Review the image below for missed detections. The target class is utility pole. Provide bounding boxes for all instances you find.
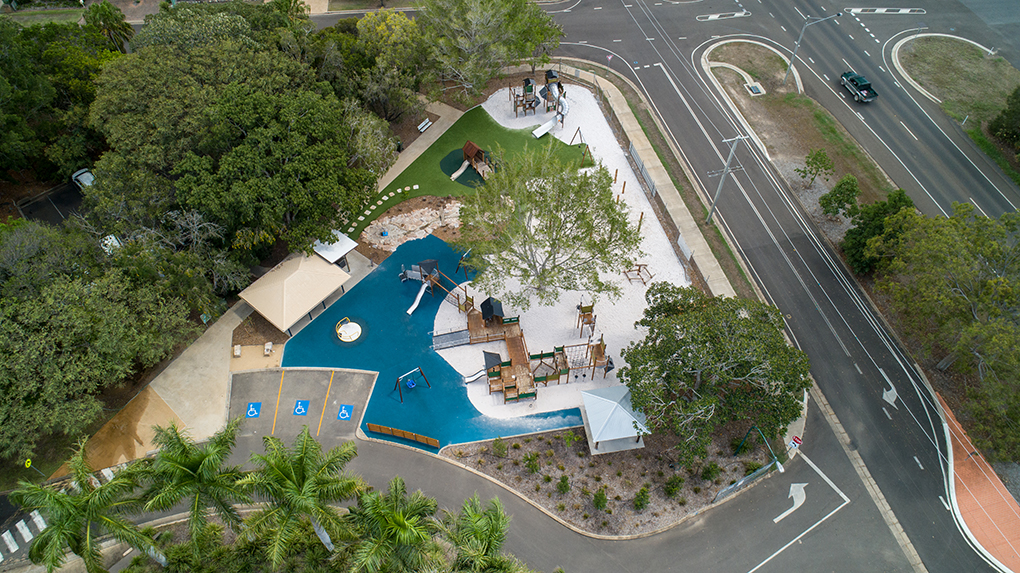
[706,136,747,224]
[783,12,842,85]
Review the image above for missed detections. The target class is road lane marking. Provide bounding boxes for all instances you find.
[849,34,855,40]
[780,25,786,31]
[773,483,809,523]
[823,73,829,81]
[899,121,918,140]
[879,65,886,72]
[842,58,854,71]
[940,496,951,510]
[864,50,871,56]
[969,198,989,217]
[808,56,815,63]
[855,363,862,374]
[883,407,892,420]
[794,6,805,19]
[847,8,927,15]
[613,39,621,42]
[914,456,925,470]
[749,453,849,572]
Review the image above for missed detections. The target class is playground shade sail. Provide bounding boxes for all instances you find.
[581,385,648,442]
[239,253,350,333]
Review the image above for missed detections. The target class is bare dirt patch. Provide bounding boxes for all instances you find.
[232,312,290,347]
[442,425,773,537]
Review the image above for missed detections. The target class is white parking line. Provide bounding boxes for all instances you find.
[883,407,892,420]
[913,456,925,470]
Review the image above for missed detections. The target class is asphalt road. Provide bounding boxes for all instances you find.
[548,0,1016,571]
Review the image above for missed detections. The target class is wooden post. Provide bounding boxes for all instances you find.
[621,180,626,194]
[637,212,644,233]
[614,169,618,183]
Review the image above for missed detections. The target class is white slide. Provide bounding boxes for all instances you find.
[532,83,568,138]
[532,118,557,138]
[406,282,429,315]
[450,160,471,181]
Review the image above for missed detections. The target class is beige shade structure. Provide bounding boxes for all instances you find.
[239,253,350,333]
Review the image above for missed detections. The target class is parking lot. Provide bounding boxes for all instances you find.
[227,368,377,449]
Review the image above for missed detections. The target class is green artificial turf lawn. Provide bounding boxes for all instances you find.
[346,106,591,237]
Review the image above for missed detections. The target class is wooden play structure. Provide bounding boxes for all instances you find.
[625,264,654,285]
[393,366,431,403]
[400,259,472,315]
[511,77,540,117]
[450,141,494,182]
[576,303,596,338]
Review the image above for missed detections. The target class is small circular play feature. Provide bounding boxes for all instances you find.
[336,318,362,342]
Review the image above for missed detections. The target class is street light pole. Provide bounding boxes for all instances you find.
[783,12,842,85]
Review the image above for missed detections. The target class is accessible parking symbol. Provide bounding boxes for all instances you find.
[337,405,354,421]
[293,400,310,416]
[246,403,261,418]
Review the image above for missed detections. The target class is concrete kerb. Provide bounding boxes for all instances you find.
[358,423,784,541]
[522,59,738,299]
[701,39,805,161]
[891,33,996,106]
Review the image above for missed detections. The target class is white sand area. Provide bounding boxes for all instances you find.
[433,84,692,419]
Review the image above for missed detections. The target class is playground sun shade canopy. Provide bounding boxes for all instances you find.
[581,385,649,443]
[312,232,357,264]
[239,253,350,333]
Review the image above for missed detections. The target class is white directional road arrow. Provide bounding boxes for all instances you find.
[773,483,808,523]
[879,368,898,409]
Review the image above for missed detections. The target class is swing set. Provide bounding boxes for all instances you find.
[393,367,431,403]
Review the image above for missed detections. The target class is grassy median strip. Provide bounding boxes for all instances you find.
[900,37,1020,187]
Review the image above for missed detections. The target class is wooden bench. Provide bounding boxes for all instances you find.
[417,118,433,133]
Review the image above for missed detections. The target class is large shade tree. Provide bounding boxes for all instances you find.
[455,145,642,310]
[0,223,192,460]
[415,0,561,100]
[620,283,811,465]
[239,428,365,568]
[11,439,166,573]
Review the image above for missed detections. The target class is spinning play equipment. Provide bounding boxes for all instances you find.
[335,317,362,342]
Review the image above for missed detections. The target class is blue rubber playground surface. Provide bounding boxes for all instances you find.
[282,235,582,450]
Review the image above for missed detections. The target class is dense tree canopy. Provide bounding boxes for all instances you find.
[455,146,642,310]
[872,204,1020,459]
[620,284,811,465]
[416,0,561,100]
[0,222,193,460]
[841,188,914,275]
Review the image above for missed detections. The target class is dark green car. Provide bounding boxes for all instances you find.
[841,71,878,103]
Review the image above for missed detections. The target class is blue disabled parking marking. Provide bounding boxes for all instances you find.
[293,400,309,416]
[246,402,261,418]
[337,405,354,421]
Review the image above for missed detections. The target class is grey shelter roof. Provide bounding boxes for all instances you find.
[581,385,649,442]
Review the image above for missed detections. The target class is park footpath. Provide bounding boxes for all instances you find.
[14,24,1015,565]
